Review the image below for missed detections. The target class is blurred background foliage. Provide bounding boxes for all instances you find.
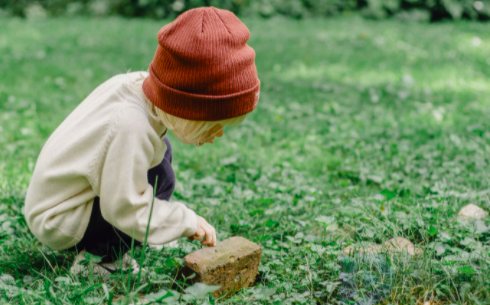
[1,0,489,21]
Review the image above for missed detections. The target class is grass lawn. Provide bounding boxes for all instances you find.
[1,14,490,304]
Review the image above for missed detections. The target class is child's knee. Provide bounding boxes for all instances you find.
[162,136,172,163]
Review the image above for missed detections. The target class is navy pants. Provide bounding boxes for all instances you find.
[69,137,175,263]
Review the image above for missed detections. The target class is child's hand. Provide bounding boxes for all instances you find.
[188,215,217,246]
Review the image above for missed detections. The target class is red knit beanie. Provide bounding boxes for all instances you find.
[142,7,261,121]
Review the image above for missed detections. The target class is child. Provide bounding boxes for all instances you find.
[24,6,260,275]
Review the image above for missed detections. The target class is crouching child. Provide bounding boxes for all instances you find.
[24,6,260,275]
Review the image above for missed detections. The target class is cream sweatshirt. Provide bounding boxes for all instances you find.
[24,71,198,250]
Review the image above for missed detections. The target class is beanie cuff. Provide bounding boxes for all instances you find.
[142,65,260,121]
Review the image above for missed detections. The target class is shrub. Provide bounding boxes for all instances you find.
[0,0,489,21]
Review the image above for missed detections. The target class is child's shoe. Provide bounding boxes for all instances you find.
[148,239,179,251]
[70,250,140,277]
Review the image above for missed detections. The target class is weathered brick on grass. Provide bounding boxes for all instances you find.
[181,236,262,298]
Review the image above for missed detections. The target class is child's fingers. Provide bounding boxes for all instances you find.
[211,226,217,246]
[202,224,216,246]
[200,225,211,245]
[193,227,205,240]
[209,225,216,246]
[206,224,215,245]
[202,235,213,246]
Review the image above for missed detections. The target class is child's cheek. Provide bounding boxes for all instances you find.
[173,132,189,144]
[173,130,200,145]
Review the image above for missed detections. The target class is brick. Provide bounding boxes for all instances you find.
[180,236,262,298]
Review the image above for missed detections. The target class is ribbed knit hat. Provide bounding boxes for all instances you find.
[142,7,261,121]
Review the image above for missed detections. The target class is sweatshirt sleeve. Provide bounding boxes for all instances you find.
[96,107,197,245]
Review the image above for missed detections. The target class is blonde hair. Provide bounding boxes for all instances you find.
[129,71,247,145]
